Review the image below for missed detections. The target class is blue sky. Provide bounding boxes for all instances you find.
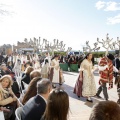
[0,0,120,51]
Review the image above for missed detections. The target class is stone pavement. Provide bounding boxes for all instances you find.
[58,71,118,120]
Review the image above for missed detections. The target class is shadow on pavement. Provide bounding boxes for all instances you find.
[63,71,78,76]
[60,83,89,103]
[63,71,99,76]
[58,83,102,108]
[84,98,101,108]
[55,79,103,108]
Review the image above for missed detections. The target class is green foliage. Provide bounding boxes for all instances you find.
[94,61,98,64]
[91,51,115,58]
[92,51,105,58]
[54,51,67,55]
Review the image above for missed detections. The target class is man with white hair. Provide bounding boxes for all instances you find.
[21,78,52,120]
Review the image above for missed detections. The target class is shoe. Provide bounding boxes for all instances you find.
[117,99,120,104]
[105,98,108,101]
[96,94,102,98]
[59,83,62,85]
[52,84,56,88]
[86,99,93,103]
[68,68,70,72]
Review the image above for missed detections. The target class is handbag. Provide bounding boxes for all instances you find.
[3,105,14,119]
[3,101,17,120]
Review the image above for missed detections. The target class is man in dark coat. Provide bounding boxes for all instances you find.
[113,54,120,77]
[0,53,4,65]
[21,79,52,120]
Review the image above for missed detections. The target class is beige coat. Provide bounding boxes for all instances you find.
[0,85,16,106]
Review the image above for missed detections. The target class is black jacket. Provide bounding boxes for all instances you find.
[113,58,120,70]
[21,95,46,120]
[0,55,4,64]
[21,74,30,90]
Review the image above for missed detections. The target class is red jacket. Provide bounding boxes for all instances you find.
[99,57,113,88]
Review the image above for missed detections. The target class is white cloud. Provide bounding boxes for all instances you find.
[95,1,120,11]
[95,1,106,10]
[107,14,120,24]
[105,2,120,11]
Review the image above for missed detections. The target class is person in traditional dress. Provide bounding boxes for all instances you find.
[12,53,17,66]
[21,54,27,72]
[32,54,40,69]
[49,54,63,88]
[26,54,32,64]
[41,52,51,78]
[73,53,96,102]
[42,52,51,67]
[12,55,21,76]
[96,53,119,100]
[41,59,49,78]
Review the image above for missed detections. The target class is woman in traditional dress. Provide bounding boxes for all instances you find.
[41,52,51,78]
[21,54,27,72]
[41,59,49,78]
[73,53,96,102]
[49,54,63,88]
[32,54,40,70]
[12,54,21,76]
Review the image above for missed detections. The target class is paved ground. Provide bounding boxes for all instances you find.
[57,71,118,120]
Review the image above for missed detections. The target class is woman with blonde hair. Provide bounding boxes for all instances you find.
[0,75,17,120]
[0,75,16,104]
[41,88,69,120]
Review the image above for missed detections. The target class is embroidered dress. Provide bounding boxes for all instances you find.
[32,54,40,69]
[80,59,96,97]
[41,63,49,78]
[51,59,60,83]
[13,56,21,76]
[73,73,83,97]
[21,55,27,72]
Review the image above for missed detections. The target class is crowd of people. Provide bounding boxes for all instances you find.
[0,52,120,120]
[0,52,67,120]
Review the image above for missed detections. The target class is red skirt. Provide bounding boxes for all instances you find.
[73,74,83,97]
